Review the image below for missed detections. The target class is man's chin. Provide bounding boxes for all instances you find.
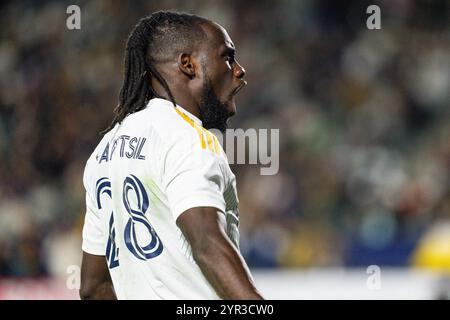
[226,99,237,116]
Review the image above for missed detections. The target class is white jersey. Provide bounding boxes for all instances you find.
[82,98,240,299]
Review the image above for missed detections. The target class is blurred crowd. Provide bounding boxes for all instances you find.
[0,0,448,277]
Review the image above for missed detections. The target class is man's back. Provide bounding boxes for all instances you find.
[80,11,262,300]
[82,98,239,299]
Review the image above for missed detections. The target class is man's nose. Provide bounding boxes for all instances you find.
[234,60,246,79]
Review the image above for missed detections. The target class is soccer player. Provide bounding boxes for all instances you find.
[80,11,263,300]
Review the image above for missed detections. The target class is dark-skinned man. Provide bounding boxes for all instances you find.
[80,11,263,300]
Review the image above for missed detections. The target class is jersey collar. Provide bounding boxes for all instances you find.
[174,106,202,127]
[150,98,203,127]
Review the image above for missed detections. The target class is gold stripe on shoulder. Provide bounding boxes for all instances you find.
[175,108,206,149]
[202,128,215,152]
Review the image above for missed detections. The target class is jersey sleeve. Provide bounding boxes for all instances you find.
[81,164,106,256]
[163,133,226,221]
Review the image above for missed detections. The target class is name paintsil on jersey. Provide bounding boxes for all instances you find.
[96,135,147,163]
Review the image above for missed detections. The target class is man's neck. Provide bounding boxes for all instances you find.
[160,93,200,119]
[151,80,201,119]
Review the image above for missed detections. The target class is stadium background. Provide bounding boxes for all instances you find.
[0,0,448,299]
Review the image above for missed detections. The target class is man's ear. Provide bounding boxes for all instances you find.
[178,53,196,79]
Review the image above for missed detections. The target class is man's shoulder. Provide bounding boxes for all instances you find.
[142,99,205,147]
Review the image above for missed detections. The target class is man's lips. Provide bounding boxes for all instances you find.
[231,81,247,96]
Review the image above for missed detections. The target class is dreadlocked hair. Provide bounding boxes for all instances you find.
[101,11,208,134]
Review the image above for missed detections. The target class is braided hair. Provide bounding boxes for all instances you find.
[101,11,208,134]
